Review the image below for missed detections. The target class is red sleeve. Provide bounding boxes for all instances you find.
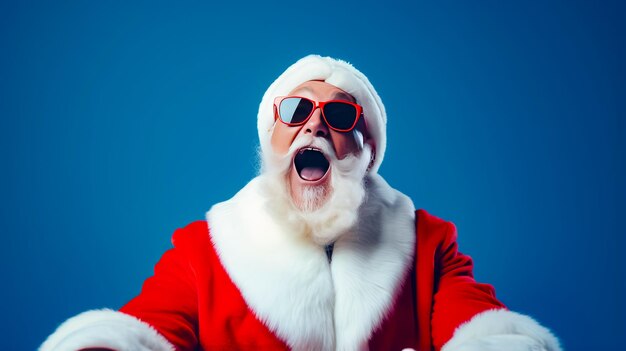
[119,225,201,351]
[431,221,507,350]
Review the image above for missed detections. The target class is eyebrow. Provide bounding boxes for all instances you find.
[291,86,356,102]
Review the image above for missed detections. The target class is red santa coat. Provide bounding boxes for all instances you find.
[40,174,561,351]
[119,174,505,351]
[120,213,504,351]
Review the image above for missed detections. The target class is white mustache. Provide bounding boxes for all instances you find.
[286,135,337,163]
[283,135,371,179]
[260,133,372,187]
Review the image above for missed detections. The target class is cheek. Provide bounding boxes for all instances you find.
[270,123,301,155]
[330,130,363,159]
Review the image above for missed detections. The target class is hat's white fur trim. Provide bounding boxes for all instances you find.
[441,309,562,351]
[258,55,387,173]
[39,309,175,351]
[207,173,415,350]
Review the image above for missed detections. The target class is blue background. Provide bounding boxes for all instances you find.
[1,1,623,350]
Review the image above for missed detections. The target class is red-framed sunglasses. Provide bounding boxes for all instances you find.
[273,96,364,132]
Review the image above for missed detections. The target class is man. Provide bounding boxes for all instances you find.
[41,55,562,351]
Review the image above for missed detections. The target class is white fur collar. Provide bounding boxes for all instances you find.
[207,173,416,351]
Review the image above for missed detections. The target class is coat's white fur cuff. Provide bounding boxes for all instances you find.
[39,309,174,351]
[441,309,562,351]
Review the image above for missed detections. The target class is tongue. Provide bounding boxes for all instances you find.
[300,167,325,181]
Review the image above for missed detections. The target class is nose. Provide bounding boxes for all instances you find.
[304,108,329,137]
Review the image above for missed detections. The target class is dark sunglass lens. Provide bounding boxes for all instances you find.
[280,98,313,124]
[324,102,358,130]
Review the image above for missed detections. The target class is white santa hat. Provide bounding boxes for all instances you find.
[257,54,387,173]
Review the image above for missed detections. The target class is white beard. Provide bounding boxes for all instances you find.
[258,136,372,246]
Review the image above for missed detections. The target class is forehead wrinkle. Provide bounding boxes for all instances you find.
[332,91,356,103]
[289,86,313,96]
[289,85,355,102]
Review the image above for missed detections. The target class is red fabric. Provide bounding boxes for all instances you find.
[120,210,505,351]
[121,221,288,350]
[413,210,507,351]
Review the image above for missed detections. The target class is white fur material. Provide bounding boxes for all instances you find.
[39,309,174,351]
[258,55,387,173]
[441,309,562,351]
[207,173,416,351]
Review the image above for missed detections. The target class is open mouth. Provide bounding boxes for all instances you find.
[294,147,330,181]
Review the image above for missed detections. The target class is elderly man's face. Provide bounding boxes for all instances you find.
[271,80,369,159]
[270,80,371,209]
